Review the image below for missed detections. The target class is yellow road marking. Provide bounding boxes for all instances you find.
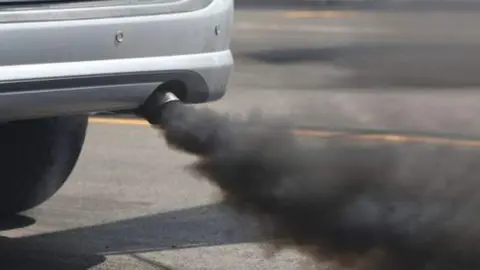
[348,134,480,147]
[283,11,357,19]
[89,117,149,126]
[89,117,480,147]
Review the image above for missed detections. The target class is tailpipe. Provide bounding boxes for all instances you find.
[137,90,221,156]
[137,91,183,128]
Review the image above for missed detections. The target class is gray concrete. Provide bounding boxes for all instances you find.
[2,7,480,270]
[0,123,316,269]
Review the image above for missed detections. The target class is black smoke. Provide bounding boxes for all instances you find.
[147,101,480,270]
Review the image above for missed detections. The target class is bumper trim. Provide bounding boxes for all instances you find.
[0,69,202,93]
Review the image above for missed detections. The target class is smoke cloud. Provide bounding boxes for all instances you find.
[150,101,480,270]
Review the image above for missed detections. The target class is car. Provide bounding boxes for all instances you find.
[0,0,234,215]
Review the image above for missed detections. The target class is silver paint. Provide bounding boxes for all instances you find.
[0,0,234,121]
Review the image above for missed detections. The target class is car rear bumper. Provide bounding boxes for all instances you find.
[0,0,234,121]
[0,50,233,121]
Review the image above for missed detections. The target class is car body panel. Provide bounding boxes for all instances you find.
[0,0,213,22]
[0,51,232,120]
[0,0,234,121]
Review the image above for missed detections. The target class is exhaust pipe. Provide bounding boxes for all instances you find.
[137,90,220,156]
[137,91,182,127]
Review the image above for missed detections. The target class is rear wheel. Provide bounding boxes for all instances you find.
[0,115,88,215]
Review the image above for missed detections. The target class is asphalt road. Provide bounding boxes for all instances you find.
[235,0,480,11]
[3,7,480,270]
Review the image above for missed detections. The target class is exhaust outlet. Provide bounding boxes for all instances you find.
[138,91,182,127]
[138,90,222,156]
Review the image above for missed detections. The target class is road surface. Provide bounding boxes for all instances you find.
[2,6,480,270]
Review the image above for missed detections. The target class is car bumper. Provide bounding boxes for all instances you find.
[0,0,234,121]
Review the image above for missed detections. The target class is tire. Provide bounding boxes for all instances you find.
[0,115,88,215]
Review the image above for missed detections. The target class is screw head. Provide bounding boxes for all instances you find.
[115,31,124,43]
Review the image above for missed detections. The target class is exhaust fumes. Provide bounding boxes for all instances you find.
[140,92,480,270]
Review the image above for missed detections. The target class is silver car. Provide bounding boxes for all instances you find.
[0,0,234,215]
